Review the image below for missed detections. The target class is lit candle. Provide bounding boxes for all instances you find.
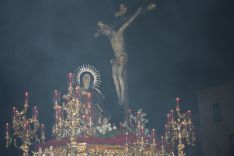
[164,124,168,131]
[55,107,58,122]
[187,110,191,116]
[137,111,140,117]
[25,120,30,132]
[58,106,61,120]
[41,124,45,134]
[61,108,64,120]
[25,92,29,104]
[89,119,92,127]
[141,126,144,136]
[187,110,191,121]
[33,106,38,121]
[161,136,164,150]
[151,129,156,138]
[55,106,62,123]
[176,97,180,111]
[88,103,91,109]
[75,86,80,99]
[128,109,131,116]
[12,107,16,119]
[167,113,170,123]
[5,123,9,134]
[137,111,141,125]
[67,73,73,86]
[178,127,181,139]
[35,109,38,121]
[67,73,74,94]
[125,132,129,152]
[176,97,180,103]
[53,90,58,104]
[170,110,174,121]
[151,129,156,145]
[125,132,128,143]
[41,124,45,143]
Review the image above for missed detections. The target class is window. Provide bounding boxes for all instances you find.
[213,103,222,122]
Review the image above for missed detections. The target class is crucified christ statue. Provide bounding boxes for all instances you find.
[95,7,142,106]
[95,3,156,110]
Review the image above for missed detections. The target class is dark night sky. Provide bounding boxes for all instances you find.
[0,0,234,155]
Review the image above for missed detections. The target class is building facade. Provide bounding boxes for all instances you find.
[198,82,234,156]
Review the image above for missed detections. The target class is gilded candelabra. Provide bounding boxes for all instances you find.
[52,73,94,155]
[125,109,174,156]
[164,98,196,156]
[5,92,45,156]
[129,109,150,155]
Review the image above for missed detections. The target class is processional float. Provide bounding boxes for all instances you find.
[4,2,196,156]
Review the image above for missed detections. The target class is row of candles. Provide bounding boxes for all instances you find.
[14,107,38,122]
[166,98,192,123]
[82,94,92,128]
[126,108,162,151]
[53,73,80,103]
[6,92,35,133]
[5,71,194,156]
[166,109,191,123]
[164,97,196,152]
[123,127,169,154]
[123,98,194,155]
[53,90,63,125]
[53,91,92,123]
[53,73,94,138]
[5,92,45,150]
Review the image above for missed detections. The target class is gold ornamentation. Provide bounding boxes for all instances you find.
[5,92,45,156]
[164,98,196,156]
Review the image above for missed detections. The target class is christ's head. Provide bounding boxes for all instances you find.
[97,21,113,37]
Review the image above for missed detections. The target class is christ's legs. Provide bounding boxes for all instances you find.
[117,64,126,105]
[112,63,121,103]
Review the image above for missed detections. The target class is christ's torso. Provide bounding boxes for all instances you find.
[110,31,125,57]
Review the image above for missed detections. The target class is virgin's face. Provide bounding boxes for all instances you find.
[82,74,91,90]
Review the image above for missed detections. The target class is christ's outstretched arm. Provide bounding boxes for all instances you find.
[118,7,143,32]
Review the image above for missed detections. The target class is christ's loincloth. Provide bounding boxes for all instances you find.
[110,53,128,66]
